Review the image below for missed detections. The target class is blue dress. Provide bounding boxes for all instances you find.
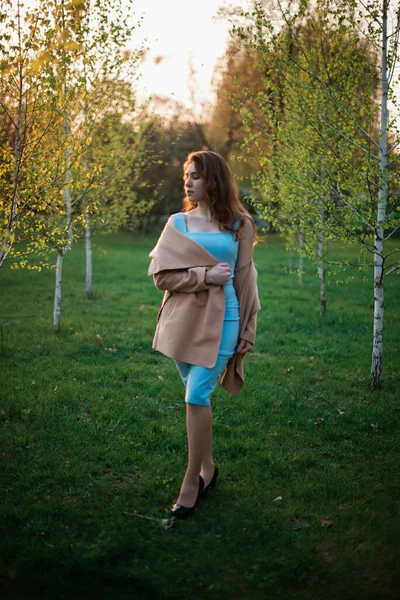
[173,213,240,406]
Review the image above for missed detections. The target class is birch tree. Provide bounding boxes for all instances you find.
[0,0,65,270]
[49,0,87,333]
[0,0,92,283]
[279,0,399,387]
[51,0,149,327]
[234,0,399,386]
[1,0,149,329]
[369,0,400,387]
[80,103,159,297]
[72,1,145,298]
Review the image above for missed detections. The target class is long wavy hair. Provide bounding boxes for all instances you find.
[182,150,255,239]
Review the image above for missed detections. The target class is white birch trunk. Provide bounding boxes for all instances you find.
[317,217,326,314]
[85,207,92,298]
[53,49,73,332]
[53,250,64,333]
[298,228,304,284]
[370,0,388,388]
[318,109,327,314]
[83,100,92,298]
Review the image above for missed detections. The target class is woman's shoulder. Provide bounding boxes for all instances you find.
[167,212,183,227]
[240,212,256,233]
[241,211,254,222]
[167,212,187,231]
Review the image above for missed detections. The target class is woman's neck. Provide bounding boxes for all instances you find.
[191,202,212,220]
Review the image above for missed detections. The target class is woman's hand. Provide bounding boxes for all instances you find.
[236,339,253,355]
[205,262,231,285]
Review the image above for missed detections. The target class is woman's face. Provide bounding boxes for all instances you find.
[184,161,207,204]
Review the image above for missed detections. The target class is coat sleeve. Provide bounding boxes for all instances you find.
[236,216,259,344]
[240,302,258,344]
[235,215,256,272]
[153,267,209,293]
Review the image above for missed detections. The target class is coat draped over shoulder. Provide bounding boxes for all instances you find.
[148,216,260,395]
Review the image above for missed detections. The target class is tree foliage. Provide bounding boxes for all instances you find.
[230,0,400,386]
[0,0,150,271]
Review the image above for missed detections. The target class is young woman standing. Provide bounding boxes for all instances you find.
[148,151,260,519]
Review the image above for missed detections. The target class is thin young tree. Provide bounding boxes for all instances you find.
[276,0,400,387]
[1,0,152,329]
[233,0,398,386]
[74,0,148,298]
[50,0,87,333]
[47,0,146,328]
[0,0,67,270]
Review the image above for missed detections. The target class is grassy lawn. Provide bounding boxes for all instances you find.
[1,232,399,600]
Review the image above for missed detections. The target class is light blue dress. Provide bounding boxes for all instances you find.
[173,213,240,406]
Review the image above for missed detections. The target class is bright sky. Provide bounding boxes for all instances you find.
[128,1,400,129]
[129,0,231,111]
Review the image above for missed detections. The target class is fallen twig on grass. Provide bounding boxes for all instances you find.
[129,512,175,528]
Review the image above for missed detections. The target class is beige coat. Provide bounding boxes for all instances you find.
[148,216,260,394]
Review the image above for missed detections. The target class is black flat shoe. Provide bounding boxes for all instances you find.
[199,467,219,500]
[171,475,204,519]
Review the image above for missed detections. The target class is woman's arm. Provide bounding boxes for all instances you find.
[154,262,232,293]
[238,303,258,346]
[153,267,209,293]
[235,214,256,272]
[236,215,258,354]
[152,215,232,292]
[151,217,208,293]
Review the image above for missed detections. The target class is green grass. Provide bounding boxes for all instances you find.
[1,232,399,600]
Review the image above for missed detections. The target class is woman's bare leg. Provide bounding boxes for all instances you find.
[175,404,213,507]
[199,408,215,488]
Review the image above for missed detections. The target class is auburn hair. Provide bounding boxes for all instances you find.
[182,150,255,240]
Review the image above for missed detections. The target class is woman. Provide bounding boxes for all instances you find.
[148,150,260,519]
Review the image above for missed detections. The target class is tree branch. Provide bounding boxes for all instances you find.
[286,74,381,191]
[304,172,377,253]
[252,135,377,252]
[277,0,380,150]
[320,118,379,161]
[388,153,400,167]
[0,98,18,129]
[309,166,375,230]
[384,248,400,259]
[387,139,400,154]
[387,7,400,85]
[384,264,400,277]
[384,222,400,241]
[358,0,384,25]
